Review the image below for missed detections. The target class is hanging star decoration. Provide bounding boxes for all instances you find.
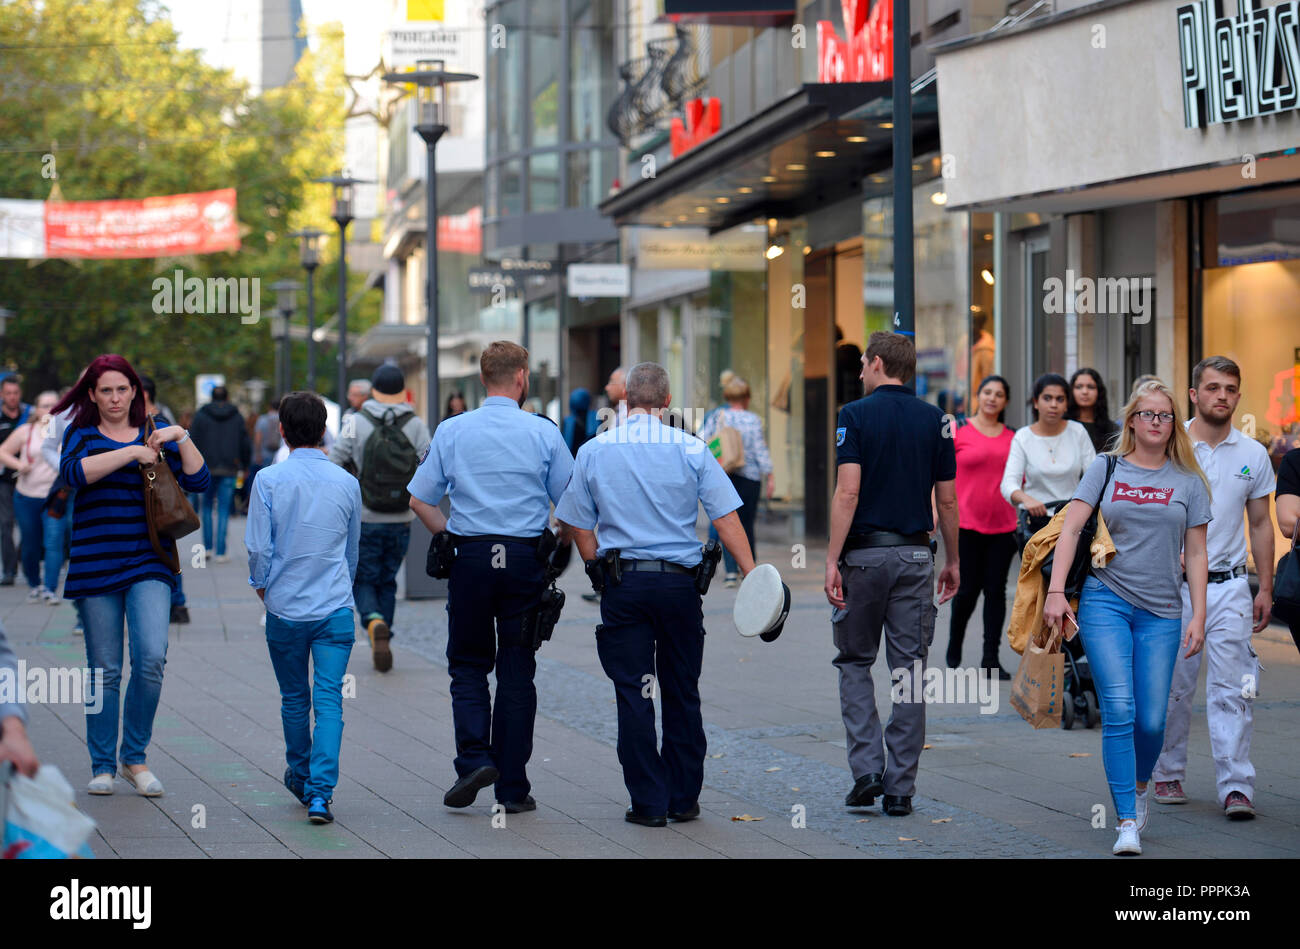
[344,58,406,129]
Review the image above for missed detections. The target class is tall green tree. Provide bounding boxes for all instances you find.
[0,0,380,412]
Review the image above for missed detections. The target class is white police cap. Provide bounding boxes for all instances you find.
[733,563,790,643]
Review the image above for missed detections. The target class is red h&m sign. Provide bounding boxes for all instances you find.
[817,0,893,82]
[671,98,721,157]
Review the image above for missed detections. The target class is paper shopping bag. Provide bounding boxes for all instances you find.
[1010,627,1065,729]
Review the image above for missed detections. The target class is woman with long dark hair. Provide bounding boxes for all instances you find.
[1045,379,1210,856]
[55,355,210,797]
[1068,368,1119,454]
[948,375,1018,678]
[1000,373,1096,551]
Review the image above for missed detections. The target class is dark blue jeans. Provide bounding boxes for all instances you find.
[14,491,66,591]
[354,522,410,628]
[597,572,706,816]
[445,540,545,803]
[265,606,355,802]
[199,475,235,556]
[708,473,760,575]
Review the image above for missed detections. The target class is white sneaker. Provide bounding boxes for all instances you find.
[26,585,46,602]
[87,773,115,795]
[214,554,230,564]
[1135,787,1149,832]
[1113,819,1141,855]
[43,589,61,605]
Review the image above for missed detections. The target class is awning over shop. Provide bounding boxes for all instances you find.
[599,81,939,233]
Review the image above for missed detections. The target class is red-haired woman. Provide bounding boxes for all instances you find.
[55,355,210,797]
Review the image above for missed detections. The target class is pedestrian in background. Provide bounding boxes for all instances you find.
[0,375,32,585]
[444,391,467,420]
[189,385,250,563]
[562,387,597,457]
[247,391,361,825]
[1001,372,1096,551]
[1068,367,1119,454]
[826,332,960,817]
[409,341,573,814]
[330,364,429,672]
[1276,447,1300,650]
[947,375,1017,678]
[556,362,755,827]
[0,390,64,602]
[697,371,774,587]
[603,366,627,429]
[1044,378,1211,856]
[343,379,370,418]
[1153,357,1274,820]
[57,354,210,797]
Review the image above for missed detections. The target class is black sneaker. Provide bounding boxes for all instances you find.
[0,576,14,587]
[284,767,308,806]
[170,605,190,624]
[307,796,334,824]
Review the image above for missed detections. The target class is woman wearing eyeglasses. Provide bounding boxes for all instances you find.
[1044,380,1211,857]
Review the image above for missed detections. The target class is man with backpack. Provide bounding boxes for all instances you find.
[330,364,430,672]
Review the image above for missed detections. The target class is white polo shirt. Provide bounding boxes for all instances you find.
[1187,421,1275,571]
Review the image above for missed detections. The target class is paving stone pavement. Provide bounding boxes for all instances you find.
[6,515,1298,859]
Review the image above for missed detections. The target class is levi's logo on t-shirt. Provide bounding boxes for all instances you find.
[1111,481,1175,505]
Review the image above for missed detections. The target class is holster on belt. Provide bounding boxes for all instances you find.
[694,539,723,595]
[519,582,566,650]
[601,548,622,587]
[426,530,459,579]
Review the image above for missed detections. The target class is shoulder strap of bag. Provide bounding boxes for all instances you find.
[1097,454,1118,508]
[140,416,180,574]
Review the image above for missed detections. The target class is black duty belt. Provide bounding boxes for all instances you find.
[845,531,930,550]
[457,533,543,548]
[1183,565,1247,584]
[618,558,695,575]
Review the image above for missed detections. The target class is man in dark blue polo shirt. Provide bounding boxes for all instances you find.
[825,332,960,817]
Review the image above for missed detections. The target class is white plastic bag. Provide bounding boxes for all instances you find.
[3,763,97,859]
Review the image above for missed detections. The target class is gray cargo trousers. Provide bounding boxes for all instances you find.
[833,544,937,798]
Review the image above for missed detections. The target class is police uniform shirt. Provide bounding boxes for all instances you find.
[407,395,574,536]
[555,412,742,566]
[836,384,956,536]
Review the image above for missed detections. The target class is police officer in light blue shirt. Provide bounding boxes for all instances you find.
[408,341,573,815]
[555,362,756,827]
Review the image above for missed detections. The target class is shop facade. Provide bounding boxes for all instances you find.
[933,0,1300,560]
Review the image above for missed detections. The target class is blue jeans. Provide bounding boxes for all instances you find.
[199,475,235,556]
[80,579,172,775]
[265,607,355,802]
[1078,575,1182,822]
[354,522,410,628]
[14,491,66,591]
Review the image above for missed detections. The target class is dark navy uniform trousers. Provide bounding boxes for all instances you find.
[597,571,706,816]
[446,539,545,803]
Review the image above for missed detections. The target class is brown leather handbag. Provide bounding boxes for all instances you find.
[140,417,200,574]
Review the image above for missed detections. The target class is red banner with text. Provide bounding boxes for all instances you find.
[42,188,240,259]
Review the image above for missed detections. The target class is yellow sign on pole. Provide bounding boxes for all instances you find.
[407,0,444,20]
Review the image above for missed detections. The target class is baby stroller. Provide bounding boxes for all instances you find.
[1022,500,1102,730]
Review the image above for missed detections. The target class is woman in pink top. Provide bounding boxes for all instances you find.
[0,391,65,602]
[949,375,1018,678]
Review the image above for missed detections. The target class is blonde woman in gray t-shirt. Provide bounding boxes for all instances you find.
[1044,380,1211,857]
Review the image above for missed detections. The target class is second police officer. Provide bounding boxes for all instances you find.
[408,342,574,815]
[556,362,757,827]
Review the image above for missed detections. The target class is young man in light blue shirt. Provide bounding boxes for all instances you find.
[246,391,362,825]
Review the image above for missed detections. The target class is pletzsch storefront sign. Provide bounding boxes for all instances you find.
[817,0,894,82]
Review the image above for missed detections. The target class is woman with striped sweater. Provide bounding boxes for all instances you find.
[56,355,210,797]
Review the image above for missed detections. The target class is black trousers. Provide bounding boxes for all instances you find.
[446,540,545,803]
[597,572,706,816]
[947,528,1018,667]
[722,474,761,575]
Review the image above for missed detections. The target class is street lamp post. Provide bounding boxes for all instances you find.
[313,174,371,404]
[291,228,325,391]
[0,309,12,367]
[382,60,478,426]
[892,0,914,337]
[270,280,300,396]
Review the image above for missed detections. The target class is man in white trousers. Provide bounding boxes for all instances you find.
[1152,356,1274,820]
